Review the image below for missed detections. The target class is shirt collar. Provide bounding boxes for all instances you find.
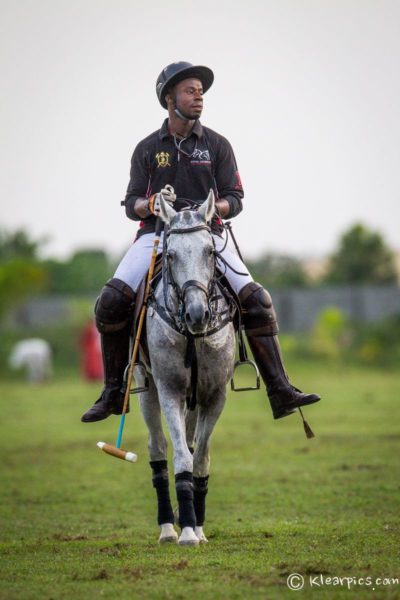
[159,118,203,140]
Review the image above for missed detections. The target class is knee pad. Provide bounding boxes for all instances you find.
[95,278,136,333]
[239,282,279,336]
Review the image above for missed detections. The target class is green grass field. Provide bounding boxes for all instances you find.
[1,362,399,599]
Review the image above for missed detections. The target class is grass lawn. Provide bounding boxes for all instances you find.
[0,362,399,599]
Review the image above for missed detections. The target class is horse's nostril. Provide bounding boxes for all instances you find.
[185,312,192,323]
[204,310,210,321]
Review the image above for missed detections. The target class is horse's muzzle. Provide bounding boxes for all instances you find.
[185,302,210,334]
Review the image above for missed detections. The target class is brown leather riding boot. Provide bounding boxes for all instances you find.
[81,327,131,422]
[247,334,321,419]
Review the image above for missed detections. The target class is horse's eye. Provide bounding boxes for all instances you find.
[167,251,175,261]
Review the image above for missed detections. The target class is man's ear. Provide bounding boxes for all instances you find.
[165,88,177,109]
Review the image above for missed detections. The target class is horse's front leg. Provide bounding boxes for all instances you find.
[157,383,199,546]
[193,390,226,543]
[138,374,177,544]
[185,405,198,454]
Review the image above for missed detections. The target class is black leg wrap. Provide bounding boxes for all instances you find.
[193,475,209,527]
[150,460,174,526]
[175,471,196,529]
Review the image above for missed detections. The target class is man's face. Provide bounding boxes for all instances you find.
[168,78,204,119]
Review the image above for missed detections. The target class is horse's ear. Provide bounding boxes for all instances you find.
[159,194,177,224]
[198,189,215,222]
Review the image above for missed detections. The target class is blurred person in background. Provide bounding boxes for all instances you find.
[80,319,103,381]
[9,338,52,383]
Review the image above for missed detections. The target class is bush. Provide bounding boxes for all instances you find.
[287,307,400,369]
[351,314,400,367]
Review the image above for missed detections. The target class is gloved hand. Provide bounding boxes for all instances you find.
[148,185,176,216]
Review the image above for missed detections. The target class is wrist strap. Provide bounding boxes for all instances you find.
[148,194,157,215]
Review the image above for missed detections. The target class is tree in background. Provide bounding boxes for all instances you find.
[0,228,113,320]
[0,229,47,319]
[324,223,397,285]
[0,229,46,261]
[246,253,309,289]
[44,249,111,294]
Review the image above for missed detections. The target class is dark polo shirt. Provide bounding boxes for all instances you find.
[122,119,244,237]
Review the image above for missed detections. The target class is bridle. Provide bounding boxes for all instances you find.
[162,220,217,334]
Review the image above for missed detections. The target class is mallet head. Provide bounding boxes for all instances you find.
[97,441,137,463]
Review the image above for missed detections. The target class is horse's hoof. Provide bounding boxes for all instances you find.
[194,526,208,543]
[178,527,199,546]
[158,523,178,544]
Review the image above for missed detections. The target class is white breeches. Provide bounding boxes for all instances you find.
[114,231,253,294]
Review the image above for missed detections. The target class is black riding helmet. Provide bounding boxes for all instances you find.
[156,62,214,109]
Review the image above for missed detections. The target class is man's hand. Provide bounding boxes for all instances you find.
[215,198,230,219]
[149,185,176,216]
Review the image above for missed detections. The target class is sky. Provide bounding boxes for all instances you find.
[1,0,399,261]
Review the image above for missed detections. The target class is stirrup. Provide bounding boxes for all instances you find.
[230,359,260,392]
[122,361,149,395]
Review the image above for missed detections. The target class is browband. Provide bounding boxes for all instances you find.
[167,224,211,236]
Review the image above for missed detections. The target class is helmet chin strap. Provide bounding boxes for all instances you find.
[173,100,200,121]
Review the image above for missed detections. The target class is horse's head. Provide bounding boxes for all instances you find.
[159,190,216,335]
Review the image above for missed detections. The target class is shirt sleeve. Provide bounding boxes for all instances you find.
[123,142,151,221]
[214,136,244,219]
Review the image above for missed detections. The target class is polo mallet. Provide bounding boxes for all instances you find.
[98,216,164,463]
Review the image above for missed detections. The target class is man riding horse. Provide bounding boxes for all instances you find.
[81,61,320,424]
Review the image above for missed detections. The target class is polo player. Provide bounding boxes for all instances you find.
[81,61,320,424]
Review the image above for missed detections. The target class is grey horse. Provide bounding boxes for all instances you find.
[136,190,236,546]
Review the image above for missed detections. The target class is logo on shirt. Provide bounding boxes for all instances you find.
[190,149,211,165]
[156,152,171,168]
[191,149,210,161]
